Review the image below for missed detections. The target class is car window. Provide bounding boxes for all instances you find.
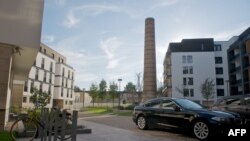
[225,98,241,106]
[162,100,175,110]
[144,100,161,108]
[244,97,250,106]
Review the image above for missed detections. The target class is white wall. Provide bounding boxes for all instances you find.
[171,52,216,103]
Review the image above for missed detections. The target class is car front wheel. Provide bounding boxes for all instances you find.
[193,120,210,140]
[137,115,148,130]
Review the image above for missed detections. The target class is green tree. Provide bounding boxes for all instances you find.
[124,82,136,103]
[30,87,51,109]
[98,79,107,103]
[200,78,215,106]
[108,82,118,107]
[74,86,82,92]
[89,83,98,106]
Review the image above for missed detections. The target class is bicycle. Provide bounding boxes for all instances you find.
[10,108,72,141]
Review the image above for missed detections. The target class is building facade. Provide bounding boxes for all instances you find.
[0,0,44,130]
[228,27,250,95]
[163,38,235,104]
[21,43,75,110]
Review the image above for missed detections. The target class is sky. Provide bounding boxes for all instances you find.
[41,0,250,90]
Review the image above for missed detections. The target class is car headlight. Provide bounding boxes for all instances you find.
[212,117,230,122]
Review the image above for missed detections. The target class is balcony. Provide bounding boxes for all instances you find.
[229,53,240,62]
[230,66,241,73]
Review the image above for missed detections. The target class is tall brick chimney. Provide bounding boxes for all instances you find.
[142,17,157,102]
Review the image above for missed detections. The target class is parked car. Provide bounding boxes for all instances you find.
[133,97,245,140]
[212,94,250,126]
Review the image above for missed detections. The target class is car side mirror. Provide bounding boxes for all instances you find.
[173,105,181,111]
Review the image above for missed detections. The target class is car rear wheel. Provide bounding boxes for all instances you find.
[193,120,210,140]
[137,116,148,130]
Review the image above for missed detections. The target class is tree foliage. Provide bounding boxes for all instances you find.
[30,87,51,109]
[200,78,215,105]
[124,82,136,103]
[89,83,98,106]
[108,82,118,107]
[98,79,107,102]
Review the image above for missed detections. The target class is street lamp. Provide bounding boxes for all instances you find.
[118,78,122,107]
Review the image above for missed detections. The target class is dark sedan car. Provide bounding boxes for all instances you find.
[212,94,250,126]
[133,97,245,140]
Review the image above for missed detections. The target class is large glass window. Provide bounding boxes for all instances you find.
[216,78,224,85]
[214,44,222,51]
[188,77,193,85]
[215,57,223,64]
[216,67,223,74]
[217,89,224,96]
[41,58,45,69]
[35,69,39,80]
[24,81,28,92]
[187,55,193,63]
[182,56,186,63]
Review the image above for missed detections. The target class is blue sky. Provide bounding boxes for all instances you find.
[41,0,250,90]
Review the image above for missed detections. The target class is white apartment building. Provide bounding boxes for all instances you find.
[21,43,75,109]
[163,38,237,104]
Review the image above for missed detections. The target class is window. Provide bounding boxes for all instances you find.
[49,73,52,83]
[48,85,51,95]
[162,100,175,110]
[189,66,193,74]
[217,89,224,96]
[215,57,223,64]
[33,60,36,66]
[23,97,27,103]
[216,78,224,85]
[39,83,43,93]
[39,47,42,51]
[35,69,39,80]
[183,89,194,97]
[24,81,28,92]
[182,56,186,63]
[50,62,53,72]
[72,72,74,79]
[190,89,194,97]
[65,100,68,104]
[244,97,250,106]
[41,58,45,69]
[62,68,65,76]
[68,70,70,78]
[188,77,193,85]
[62,78,64,87]
[44,72,47,82]
[44,49,46,54]
[183,78,187,85]
[216,67,223,74]
[61,87,63,97]
[187,55,192,63]
[30,81,34,92]
[58,57,61,62]
[183,66,193,74]
[184,89,189,97]
[145,100,161,108]
[183,66,188,74]
[52,53,54,59]
[214,44,222,51]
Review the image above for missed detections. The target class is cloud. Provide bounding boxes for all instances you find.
[55,0,68,6]
[42,35,56,43]
[100,37,123,69]
[63,4,134,28]
[150,0,178,10]
[211,25,249,40]
[63,11,80,28]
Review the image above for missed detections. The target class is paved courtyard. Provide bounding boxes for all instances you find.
[76,115,197,141]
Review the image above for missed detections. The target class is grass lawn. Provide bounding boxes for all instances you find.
[0,131,12,141]
[84,107,113,114]
[83,107,133,117]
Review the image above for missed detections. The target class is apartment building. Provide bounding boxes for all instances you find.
[163,38,235,104]
[228,27,250,95]
[21,43,75,109]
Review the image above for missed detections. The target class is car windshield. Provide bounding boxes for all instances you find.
[174,99,204,110]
